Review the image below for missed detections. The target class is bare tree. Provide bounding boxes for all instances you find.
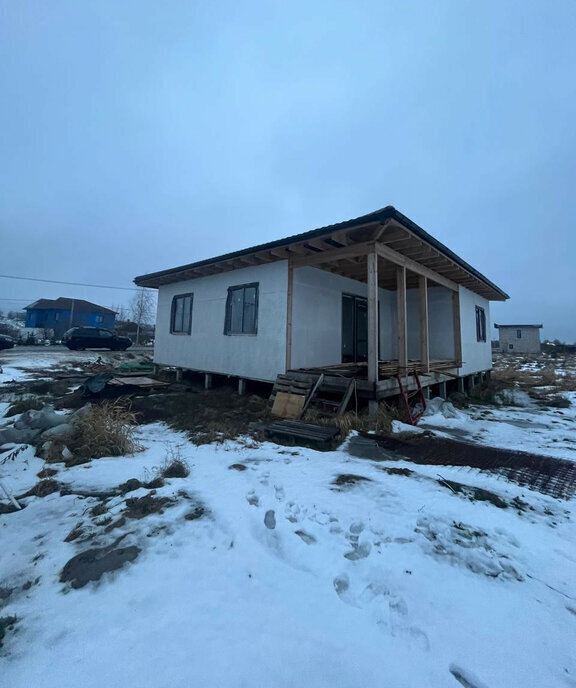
[130,289,155,345]
[111,303,130,322]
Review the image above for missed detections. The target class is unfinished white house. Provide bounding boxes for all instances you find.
[135,207,508,403]
[495,324,542,354]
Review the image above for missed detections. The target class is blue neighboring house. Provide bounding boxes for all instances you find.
[24,298,116,338]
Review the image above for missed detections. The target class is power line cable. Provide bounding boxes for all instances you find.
[0,274,151,291]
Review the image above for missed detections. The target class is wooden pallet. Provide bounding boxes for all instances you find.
[269,373,314,401]
[266,419,341,446]
[270,372,355,420]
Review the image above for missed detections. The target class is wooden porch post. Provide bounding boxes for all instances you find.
[419,276,429,373]
[452,289,462,365]
[367,248,379,415]
[397,266,408,373]
[285,261,294,372]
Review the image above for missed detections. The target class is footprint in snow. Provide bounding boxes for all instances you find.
[449,664,490,688]
[333,574,429,650]
[333,573,354,604]
[295,529,316,545]
[274,485,285,501]
[344,521,371,560]
[284,501,305,523]
[264,510,276,529]
[344,543,371,560]
[246,492,259,507]
[308,511,332,526]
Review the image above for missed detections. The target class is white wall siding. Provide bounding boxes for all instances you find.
[291,269,460,367]
[428,286,456,360]
[153,261,288,381]
[398,285,455,361]
[291,267,395,369]
[458,285,492,375]
[152,262,493,380]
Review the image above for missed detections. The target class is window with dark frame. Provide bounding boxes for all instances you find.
[170,293,193,334]
[517,329,522,339]
[475,306,486,342]
[224,283,258,335]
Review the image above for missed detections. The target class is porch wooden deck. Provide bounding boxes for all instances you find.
[276,359,462,401]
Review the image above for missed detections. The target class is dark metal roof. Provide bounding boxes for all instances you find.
[24,298,116,315]
[494,324,543,328]
[134,206,509,299]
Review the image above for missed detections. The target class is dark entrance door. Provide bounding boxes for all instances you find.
[342,294,368,363]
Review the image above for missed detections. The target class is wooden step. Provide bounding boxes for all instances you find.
[266,420,340,446]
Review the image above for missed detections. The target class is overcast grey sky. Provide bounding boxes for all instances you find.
[1,1,575,340]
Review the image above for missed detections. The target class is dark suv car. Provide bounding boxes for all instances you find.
[0,334,15,350]
[63,327,132,351]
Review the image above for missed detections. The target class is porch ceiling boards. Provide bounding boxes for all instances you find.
[134,207,508,302]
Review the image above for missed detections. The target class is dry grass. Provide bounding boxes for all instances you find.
[492,365,576,391]
[67,399,143,460]
[161,446,190,478]
[492,367,536,386]
[557,373,576,392]
[490,354,576,408]
[22,479,61,498]
[307,402,401,435]
[5,396,44,417]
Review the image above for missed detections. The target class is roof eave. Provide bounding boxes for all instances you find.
[134,206,509,301]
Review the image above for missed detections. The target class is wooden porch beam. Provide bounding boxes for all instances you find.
[419,276,430,374]
[452,289,462,365]
[270,248,292,259]
[376,242,458,292]
[367,249,379,414]
[291,241,374,269]
[286,263,294,371]
[397,266,408,372]
[286,243,311,256]
[328,230,354,246]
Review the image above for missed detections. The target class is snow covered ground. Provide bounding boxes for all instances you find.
[1,349,576,687]
[0,350,99,383]
[419,393,576,462]
[1,421,575,688]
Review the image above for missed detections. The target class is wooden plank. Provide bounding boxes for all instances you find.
[299,373,325,419]
[268,419,339,438]
[271,392,306,419]
[397,266,408,371]
[108,376,169,388]
[376,242,458,291]
[336,378,355,417]
[274,380,311,390]
[452,289,462,365]
[367,249,379,386]
[268,424,335,435]
[290,241,374,269]
[419,275,430,374]
[270,420,337,433]
[286,262,294,371]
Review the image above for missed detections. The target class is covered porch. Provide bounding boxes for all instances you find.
[284,229,464,408]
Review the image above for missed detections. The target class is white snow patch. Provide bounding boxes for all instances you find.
[1,423,575,688]
[420,394,576,462]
